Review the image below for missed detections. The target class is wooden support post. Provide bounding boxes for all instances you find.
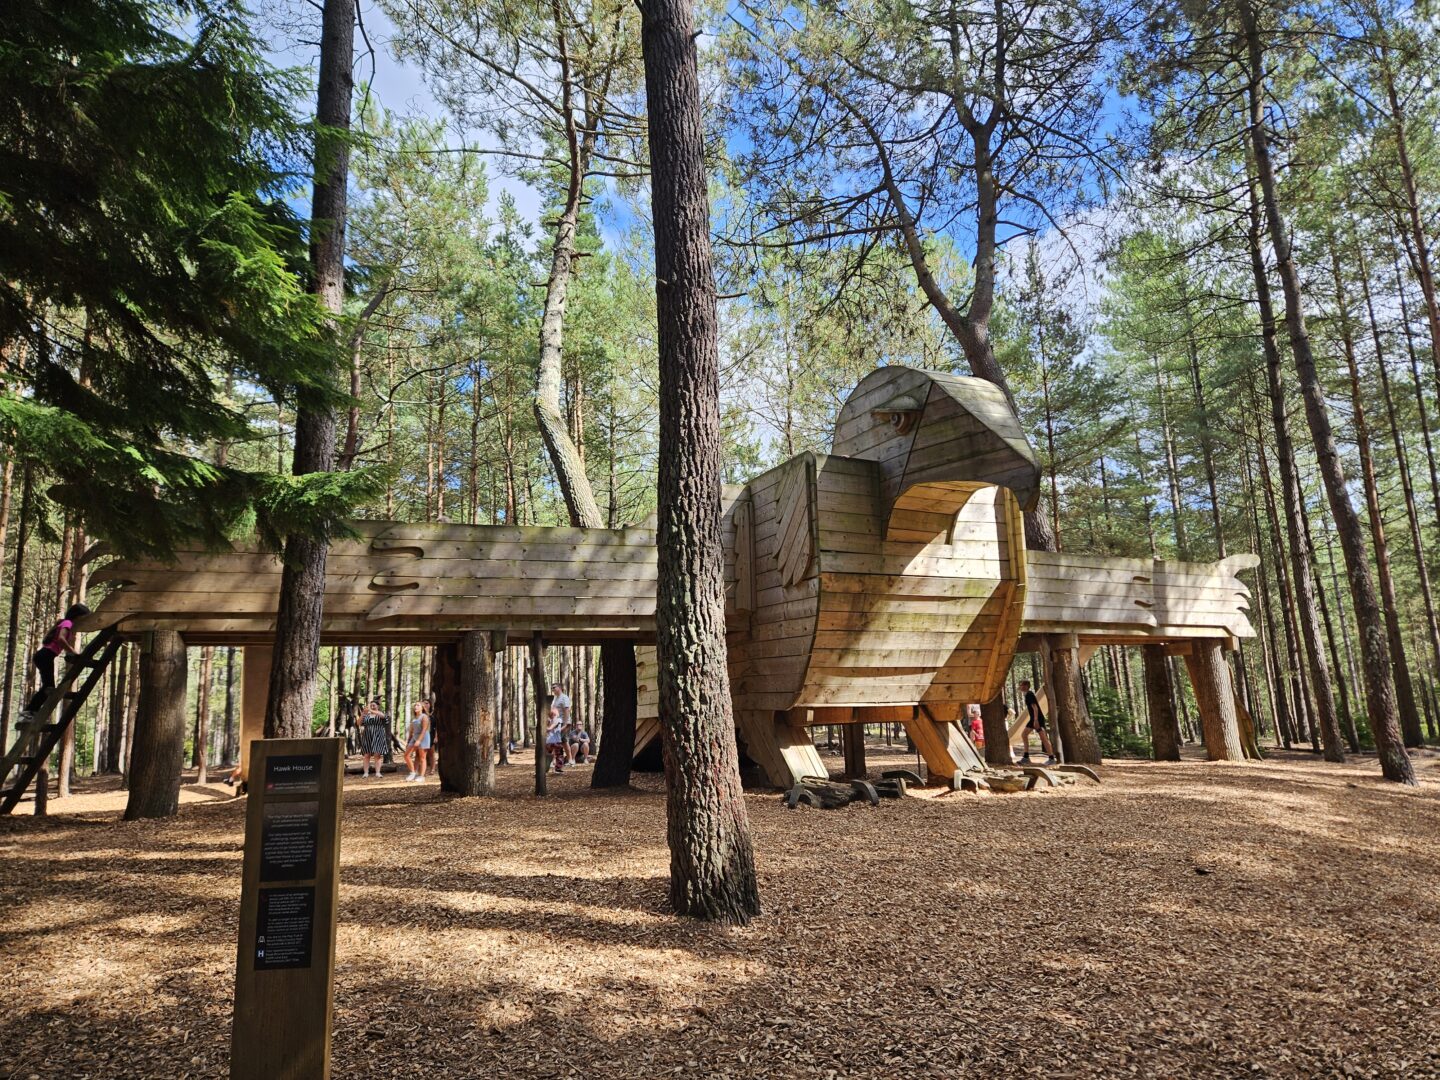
[980,692,1012,768]
[124,630,188,820]
[240,646,272,783]
[904,705,989,780]
[1050,636,1102,765]
[529,633,551,796]
[1142,644,1182,762]
[432,642,461,789]
[1183,640,1246,761]
[841,720,866,778]
[439,631,495,796]
[592,640,637,789]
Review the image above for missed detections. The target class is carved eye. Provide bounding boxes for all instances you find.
[886,410,918,435]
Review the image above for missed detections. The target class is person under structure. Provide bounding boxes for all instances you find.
[1016,679,1057,766]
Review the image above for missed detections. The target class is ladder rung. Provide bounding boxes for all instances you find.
[20,755,45,766]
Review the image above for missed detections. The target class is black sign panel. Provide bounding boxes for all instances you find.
[264,754,322,795]
[260,801,320,882]
[254,886,315,970]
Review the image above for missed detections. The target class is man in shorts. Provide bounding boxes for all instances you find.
[551,682,573,759]
[1016,680,1056,766]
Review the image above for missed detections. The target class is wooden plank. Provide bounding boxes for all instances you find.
[370,522,656,544]
[733,495,755,614]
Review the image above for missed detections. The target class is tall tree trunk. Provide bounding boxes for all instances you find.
[193,646,213,782]
[530,634,549,796]
[1185,641,1245,761]
[641,0,761,924]
[1239,0,1412,782]
[1377,41,1440,386]
[1321,535,1364,751]
[1254,429,1306,749]
[1331,245,1423,748]
[1156,357,1191,559]
[1360,242,1440,736]
[124,631,187,820]
[1302,497,1359,753]
[1143,644,1181,761]
[1241,448,1287,745]
[1397,257,1440,547]
[223,646,238,765]
[1180,280,1226,556]
[443,631,496,796]
[1,465,32,747]
[1246,183,1344,760]
[266,0,354,740]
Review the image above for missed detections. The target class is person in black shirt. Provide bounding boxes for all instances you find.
[1017,680,1057,766]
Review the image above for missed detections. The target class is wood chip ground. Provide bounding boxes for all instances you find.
[1,746,1437,1078]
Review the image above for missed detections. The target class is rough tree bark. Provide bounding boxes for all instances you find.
[1331,247,1424,748]
[1,465,32,747]
[1245,179,1345,761]
[441,630,496,796]
[640,0,761,924]
[1358,242,1440,744]
[124,631,188,820]
[265,0,354,739]
[1050,641,1102,764]
[981,695,1012,768]
[1184,641,1245,762]
[1238,0,1413,783]
[1143,644,1182,761]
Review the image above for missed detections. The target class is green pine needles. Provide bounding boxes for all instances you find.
[1,0,374,558]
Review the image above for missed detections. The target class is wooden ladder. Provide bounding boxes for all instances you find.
[0,628,121,815]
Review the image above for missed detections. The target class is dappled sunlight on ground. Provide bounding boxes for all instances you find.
[1,745,1437,1076]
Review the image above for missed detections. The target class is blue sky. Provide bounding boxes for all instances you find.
[259,0,545,224]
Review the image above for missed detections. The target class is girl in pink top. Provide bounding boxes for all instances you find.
[26,603,90,713]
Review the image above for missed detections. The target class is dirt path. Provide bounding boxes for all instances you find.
[2,749,1437,1078]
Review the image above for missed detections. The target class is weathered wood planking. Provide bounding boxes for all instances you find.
[85,366,1260,789]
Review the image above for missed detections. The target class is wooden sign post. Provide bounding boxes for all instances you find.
[231,738,344,1079]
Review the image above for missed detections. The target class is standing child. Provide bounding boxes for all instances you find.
[26,603,90,713]
[545,708,567,773]
[404,702,431,782]
[967,703,985,747]
[1016,680,1057,765]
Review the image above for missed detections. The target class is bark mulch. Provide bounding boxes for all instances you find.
[1,746,1437,1078]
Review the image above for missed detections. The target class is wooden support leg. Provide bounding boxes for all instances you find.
[1050,636,1102,765]
[904,710,985,780]
[841,721,867,778]
[438,631,495,796]
[980,692,1012,768]
[432,642,461,788]
[529,633,551,796]
[1183,641,1246,761]
[1142,644,1181,762]
[124,631,188,821]
[736,711,823,789]
[592,640,637,789]
[239,646,272,783]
